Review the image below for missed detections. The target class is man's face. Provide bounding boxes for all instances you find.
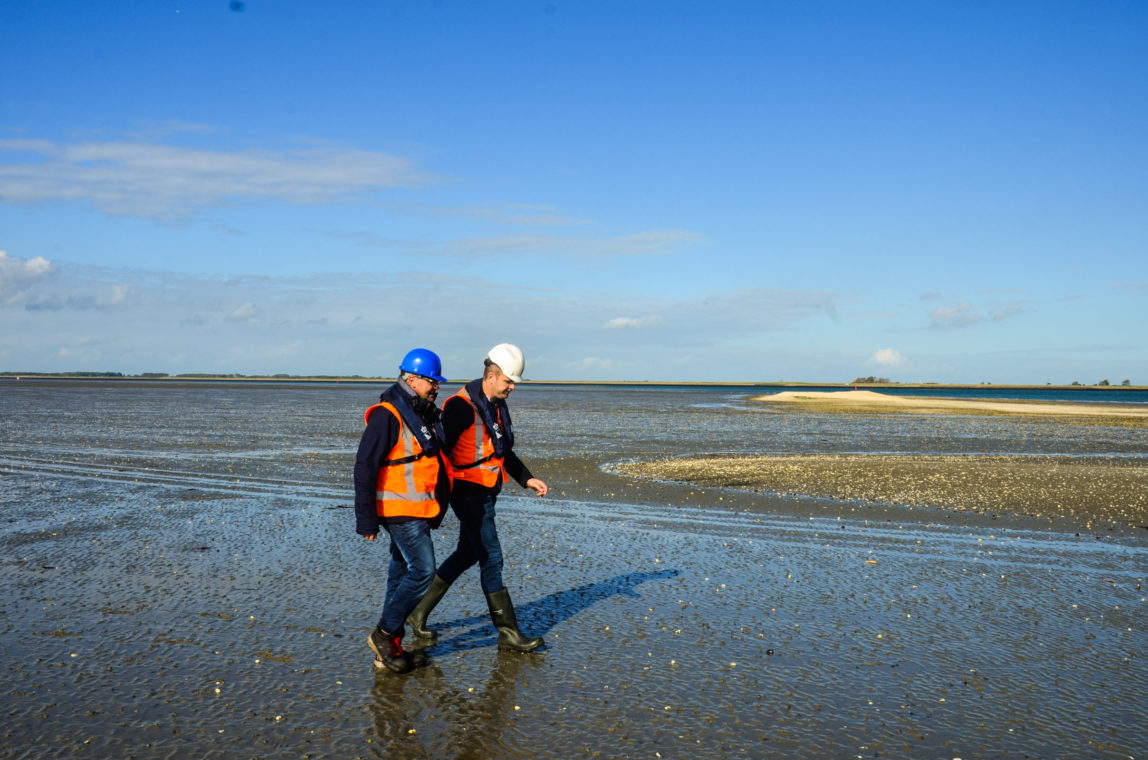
[407,375,439,402]
[484,366,515,401]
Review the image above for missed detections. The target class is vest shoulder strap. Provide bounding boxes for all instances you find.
[367,402,433,467]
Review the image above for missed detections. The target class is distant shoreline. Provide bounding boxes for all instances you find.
[1,374,1144,391]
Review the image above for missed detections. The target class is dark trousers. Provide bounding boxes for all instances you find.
[436,484,504,594]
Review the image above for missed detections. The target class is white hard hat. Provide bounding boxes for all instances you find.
[486,343,525,383]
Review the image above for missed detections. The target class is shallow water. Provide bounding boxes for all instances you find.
[1,380,1145,759]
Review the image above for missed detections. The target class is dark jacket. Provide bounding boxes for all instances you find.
[353,382,449,535]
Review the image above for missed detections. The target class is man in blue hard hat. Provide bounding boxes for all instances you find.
[354,348,451,673]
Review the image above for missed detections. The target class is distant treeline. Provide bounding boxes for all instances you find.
[0,371,376,380]
[851,376,1134,387]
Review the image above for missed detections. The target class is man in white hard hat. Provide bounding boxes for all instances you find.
[405,343,549,651]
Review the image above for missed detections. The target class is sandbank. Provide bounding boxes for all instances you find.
[755,389,1148,423]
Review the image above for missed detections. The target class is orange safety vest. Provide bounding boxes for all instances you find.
[447,387,508,488]
[364,402,443,520]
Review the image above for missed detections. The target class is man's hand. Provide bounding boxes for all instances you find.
[525,478,548,497]
[362,533,378,541]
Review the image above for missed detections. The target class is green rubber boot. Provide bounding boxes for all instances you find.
[406,574,450,641]
[486,588,543,652]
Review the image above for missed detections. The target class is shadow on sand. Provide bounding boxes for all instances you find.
[415,568,681,657]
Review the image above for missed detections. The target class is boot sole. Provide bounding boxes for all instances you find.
[498,638,544,653]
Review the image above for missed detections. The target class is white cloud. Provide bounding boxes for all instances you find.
[870,348,904,366]
[603,315,662,329]
[108,284,131,305]
[0,138,429,219]
[0,250,56,305]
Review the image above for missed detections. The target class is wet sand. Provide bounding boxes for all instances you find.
[1,381,1145,759]
[615,454,1148,533]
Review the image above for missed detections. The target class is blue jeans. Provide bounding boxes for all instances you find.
[378,518,435,634]
[437,485,504,595]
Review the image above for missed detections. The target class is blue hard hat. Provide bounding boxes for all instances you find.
[399,348,447,383]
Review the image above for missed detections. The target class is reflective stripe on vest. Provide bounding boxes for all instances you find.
[447,387,506,488]
[365,402,442,520]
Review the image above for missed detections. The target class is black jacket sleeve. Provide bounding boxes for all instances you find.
[503,449,534,489]
[353,407,399,535]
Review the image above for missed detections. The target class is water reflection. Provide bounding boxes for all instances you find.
[370,653,544,759]
[367,571,680,758]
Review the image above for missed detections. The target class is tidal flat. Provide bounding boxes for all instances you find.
[1,380,1145,759]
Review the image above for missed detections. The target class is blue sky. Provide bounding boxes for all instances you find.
[2,0,1145,383]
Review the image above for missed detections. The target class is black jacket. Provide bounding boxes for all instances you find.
[353,383,449,535]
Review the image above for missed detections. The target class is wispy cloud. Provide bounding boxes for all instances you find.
[332,228,704,260]
[592,230,705,255]
[990,303,1023,321]
[930,302,982,328]
[697,288,840,329]
[929,297,1026,328]
[0,137,430,219]
[379,201,588,227]
[577,356,620,371]
[449,229,704,258]
[603,315,663,329]
[1,258,843,378]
